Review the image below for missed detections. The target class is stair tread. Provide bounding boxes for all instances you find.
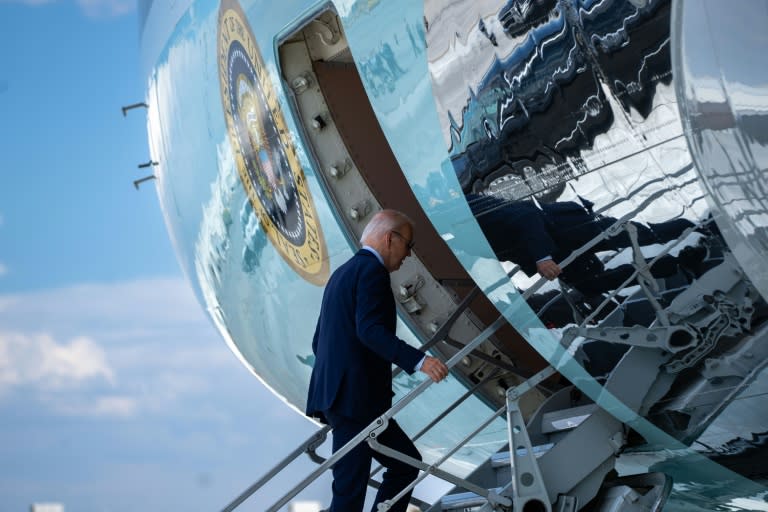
[541,404,597,434]
[441,489,500,509]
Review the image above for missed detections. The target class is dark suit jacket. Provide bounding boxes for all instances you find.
[305,249,424,424]
[467,194,598,276]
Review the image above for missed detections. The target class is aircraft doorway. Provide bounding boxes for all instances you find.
[277,9,551,416]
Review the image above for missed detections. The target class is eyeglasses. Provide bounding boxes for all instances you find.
[391,230,415,250]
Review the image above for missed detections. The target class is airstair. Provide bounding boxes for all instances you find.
[206,6,768,508]
[219,265,673,511]
[219,305,671,512]
[219,182,768,511]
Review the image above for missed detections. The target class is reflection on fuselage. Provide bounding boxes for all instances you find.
[674,0,768,304]
[141,0,768,503]
[427,0,768,470]
[440,0,673,201]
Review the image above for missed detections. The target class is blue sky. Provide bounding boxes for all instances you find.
[0,1,332,509]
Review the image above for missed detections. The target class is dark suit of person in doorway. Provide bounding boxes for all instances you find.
[466,193,696,295]
[306,209,449,512]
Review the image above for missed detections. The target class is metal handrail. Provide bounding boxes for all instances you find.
[221,426,331,512]
[223,175,705,510]
[372,365,558,511]
[264,313,511,512]
[222,279,488,511]
[514,178,703,312]
[531,178,699,295]
[369,405,512,510]
[369,369,504,479]
[572,217,702,328]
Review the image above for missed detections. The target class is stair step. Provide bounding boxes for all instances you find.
[541,404,596,434]
[440,490,497,510]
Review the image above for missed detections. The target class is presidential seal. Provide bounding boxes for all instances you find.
[218,0,329,285]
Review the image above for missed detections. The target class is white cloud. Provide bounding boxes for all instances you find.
[53,395,138,417]
[0,296,16,312]
[0,332,114,391]
[0,277,236,419]
[0,277,205,333]
[0,277,333,508]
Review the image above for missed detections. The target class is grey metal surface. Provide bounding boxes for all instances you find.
[537,408,624,504]
[441,490,494,510]
[673,0,768,303]
[506,385,552,512]
[540,404,597,435]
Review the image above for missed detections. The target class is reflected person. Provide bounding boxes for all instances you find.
[306,209,449,512]
[467,193,697,296]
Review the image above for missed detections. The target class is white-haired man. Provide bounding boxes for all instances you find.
[306,209,448,512]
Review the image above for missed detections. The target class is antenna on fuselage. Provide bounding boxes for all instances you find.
[122,100,157,190]
[133,161,158,190]
[121,102,148,116]
[138,160,158,169]
[133,175,156,190]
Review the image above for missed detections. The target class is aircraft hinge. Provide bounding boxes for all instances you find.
[328,158,352,179]
[398,275,425,314]
[348,200,371,222]
[290,72,314,94]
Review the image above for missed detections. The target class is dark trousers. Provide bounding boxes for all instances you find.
[325,410,421,512]
[561,253,680,296]
[551,216,694,256]
[556,216,694,296]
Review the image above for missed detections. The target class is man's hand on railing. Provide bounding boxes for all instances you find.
[536,258,562,281]
[420,356,448,382]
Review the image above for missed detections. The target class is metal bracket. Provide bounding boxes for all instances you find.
[502,368,558,512]
[608,431,625,454]
[328,158,352,179]
[398,274,425,314]
[310,112,328,130]
[507,390,552,512]
[306,429,329,465]
[348,200,371,222]
[368,416,390,440]
[665,254,757,373]
[290,72,314,94]
[554,494,578,512]
[626,223,670,326]
[309,18,340,46]
[561,324,698,353]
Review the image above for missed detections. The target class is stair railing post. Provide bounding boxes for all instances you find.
[221,425,330,512]
[504,368,557,512]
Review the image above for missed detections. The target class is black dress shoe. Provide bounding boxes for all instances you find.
[678,245,708,277]
[649,254,680,278]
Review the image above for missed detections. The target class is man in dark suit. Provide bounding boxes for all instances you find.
[467,193,696,295]
[306,209,449,512]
